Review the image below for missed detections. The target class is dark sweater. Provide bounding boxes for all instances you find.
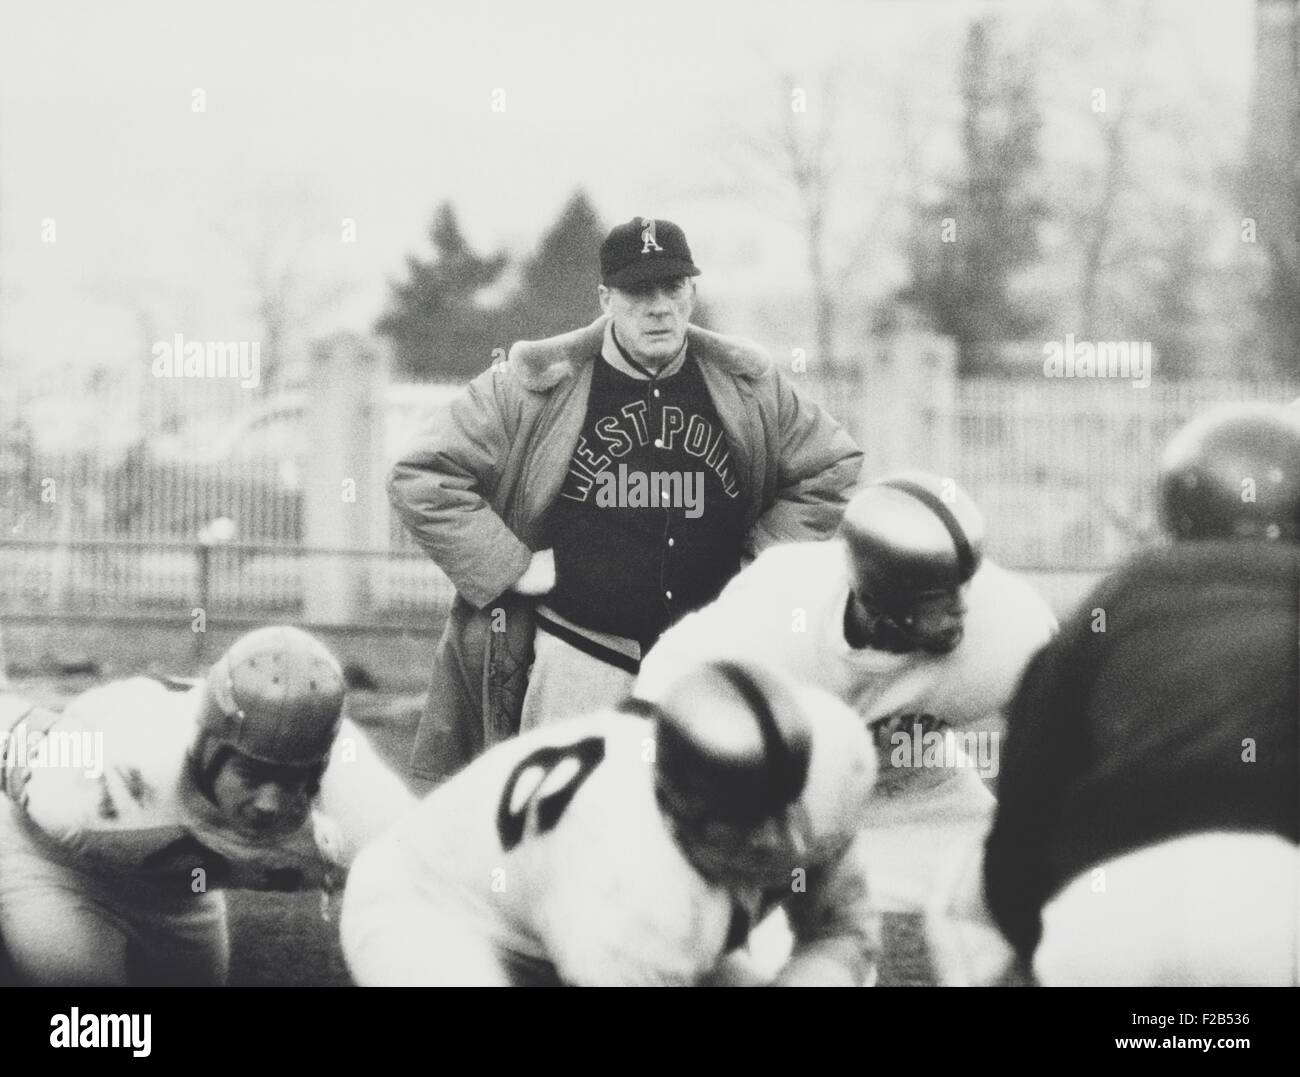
[544,350,745,650]
[985,541,1300,959]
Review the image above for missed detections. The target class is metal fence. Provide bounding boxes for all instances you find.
[1,375,1295,624]
[807,375,1299,569]
[0,537,455,626]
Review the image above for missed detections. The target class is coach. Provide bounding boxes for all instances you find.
[389,216,862,786]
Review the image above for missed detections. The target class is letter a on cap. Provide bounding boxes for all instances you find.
[641,218,664,254]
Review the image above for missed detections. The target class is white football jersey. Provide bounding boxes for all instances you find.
[343,696,877,987]
[1,677,412,892]
[636,541,1056,915]
[637,541,1056,732]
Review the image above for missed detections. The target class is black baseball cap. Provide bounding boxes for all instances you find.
[600,217,702,288]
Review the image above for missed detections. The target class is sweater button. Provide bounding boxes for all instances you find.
[653,389,661,398]
[667,537,675,547]
[654,438,663,448]
[665,590,673,600]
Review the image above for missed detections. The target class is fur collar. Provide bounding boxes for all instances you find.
[507,315,771,392]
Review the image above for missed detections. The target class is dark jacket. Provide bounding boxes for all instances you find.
[388,315,863,781]
[984,541,1300,960]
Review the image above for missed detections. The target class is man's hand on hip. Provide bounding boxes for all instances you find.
[512,548,556,596]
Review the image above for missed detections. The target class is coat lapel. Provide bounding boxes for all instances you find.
[509,315,770,387]
[699,359,764,537]
[513,364,592,547]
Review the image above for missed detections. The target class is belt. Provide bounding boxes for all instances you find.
[534,607,643,676]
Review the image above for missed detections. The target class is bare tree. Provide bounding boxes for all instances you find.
[1076,0,1155,338]
[219,186,356,393]
[84,275,198,435]
[1027,0,1242,376]
[775,73,839,371]
[250,241,353,393]
[676,67,935,371]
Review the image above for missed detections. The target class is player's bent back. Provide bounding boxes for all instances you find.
[342,663,879,987]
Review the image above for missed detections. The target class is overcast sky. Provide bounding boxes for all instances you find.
[0,0,1255,389]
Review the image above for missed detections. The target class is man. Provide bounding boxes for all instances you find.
[0,626,414,985]
[978,403,1300,986]
[388,216,861,787]
[636,471,1057,917]
[341,659,878,986]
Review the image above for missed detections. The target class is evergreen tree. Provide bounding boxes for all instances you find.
[899,18,1048,377]
[381,194,715,381]
[501,191,605,341]
[375,203,508,381]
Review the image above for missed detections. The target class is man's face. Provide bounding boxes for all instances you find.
[676,812,808,891]
[892,588,968,654]
[210,751,315,837]
[598,277,695,369]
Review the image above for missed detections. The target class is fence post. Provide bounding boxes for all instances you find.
[303,334,385,623]
[194,541,210,659]
[193,517,234,658]
[860,331,958,478]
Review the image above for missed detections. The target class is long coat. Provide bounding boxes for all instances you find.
[388,315,863,782]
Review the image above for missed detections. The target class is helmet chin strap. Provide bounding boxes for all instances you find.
[188,735,227,804]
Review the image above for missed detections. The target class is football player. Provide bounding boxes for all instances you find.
[0,626,414,985]
[635,472,1056,916]
[971,403,1300,986]
[341,660,878,986]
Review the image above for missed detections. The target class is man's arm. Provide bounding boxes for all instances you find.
[8,679,186,838]
[746,371,862,558]
[387,367,534,609]
[775,832,878,986]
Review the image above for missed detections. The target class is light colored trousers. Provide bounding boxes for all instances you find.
[1035,832,1300,986]
[928,830,1300,987]
[519,618,637,732]
[0,803,229,986]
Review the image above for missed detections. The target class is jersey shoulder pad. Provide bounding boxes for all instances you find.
[969,561,1057,636]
